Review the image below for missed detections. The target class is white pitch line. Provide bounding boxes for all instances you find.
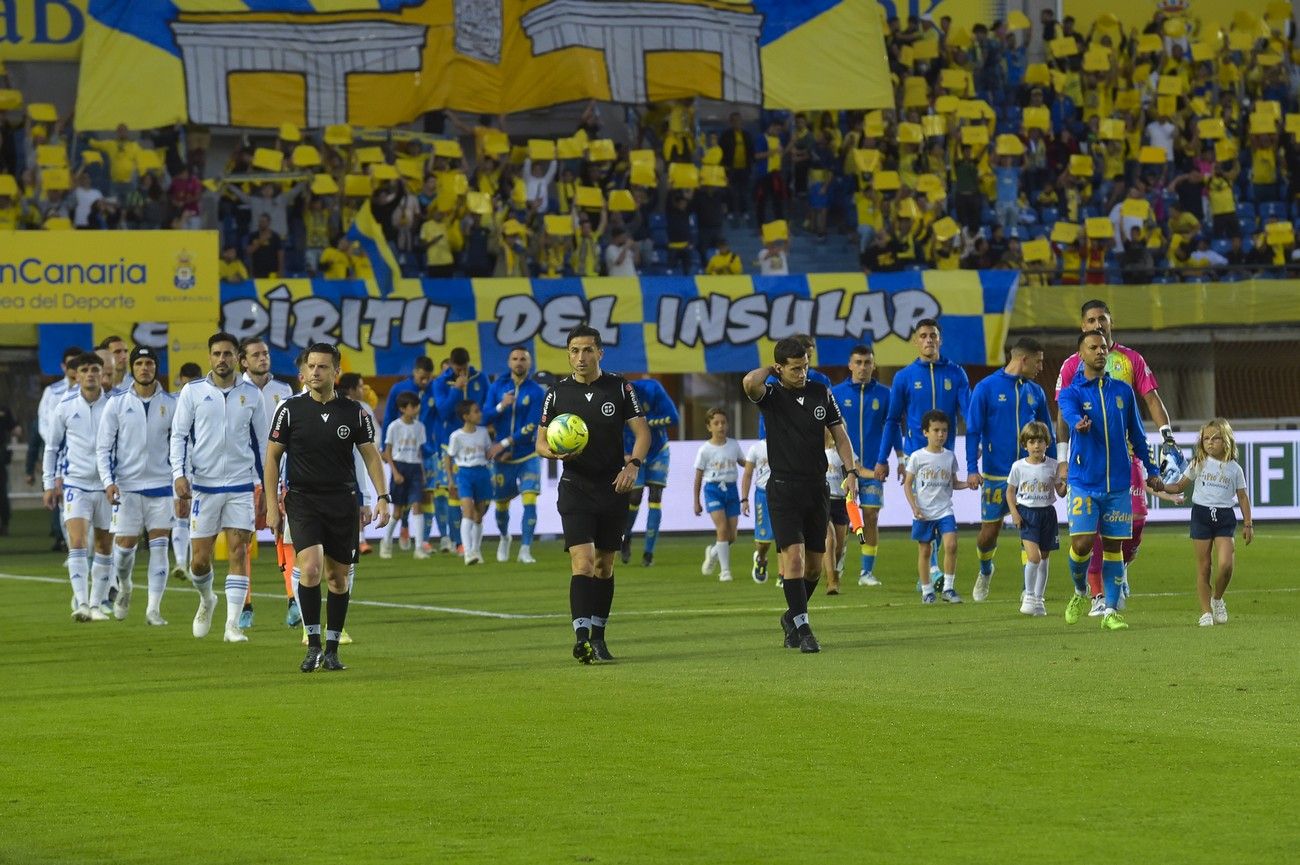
[6,572,1299,620]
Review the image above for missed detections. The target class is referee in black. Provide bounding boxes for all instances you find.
[264,342,390,672]
[537,324,649,664]
[743,336,858,653]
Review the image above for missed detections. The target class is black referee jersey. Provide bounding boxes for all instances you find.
[540,373,643,483]
[269,393,375,492]
[749,379,844,483]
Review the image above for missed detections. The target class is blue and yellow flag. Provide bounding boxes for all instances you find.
[75,1,892,129]
[345,201,399,298]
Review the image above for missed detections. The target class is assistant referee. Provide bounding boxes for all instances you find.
[537,324,649,664]
[264,342,390,673]
[743,337,859,653]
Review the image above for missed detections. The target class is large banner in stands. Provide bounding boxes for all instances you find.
[214,270,1018,377]
[0,0,86,60]
[74,0,892,131]
[1012,282,1300,331]
[356,430,1300,541]
[0,231,217,322]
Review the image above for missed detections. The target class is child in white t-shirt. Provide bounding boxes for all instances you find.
[1006,421,1067,617]
[740,439,772,584]
[446,400,492,566]
[693,408,745,581]
[903,410,966,604]
[1164,418,1253,627]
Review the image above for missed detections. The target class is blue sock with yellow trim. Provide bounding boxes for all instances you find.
[929,540,940,572]
[432,493,448,541]
[495,501,510,537]
[1068,547,1090,594]
[860,543,877,575]
[1102,550,1124,610]
[977,545,996,577]
[521,493,538,546]
[645,502,663,554]
[448,496,462,546]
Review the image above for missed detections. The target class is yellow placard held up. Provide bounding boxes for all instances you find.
[1022,107,1050,132]
[1198,119,1226,140]
[1022,238,1052,263]
[1050,222,1081,244]
[607,189,637,212]
[1085,217,1114,240]
[931,216,959,243]
[761,220,789,243]
[527,139,556,161]
[669,163,700,189]
[1069,155,1094,177]
[575,185,605,208]
[252,148,284,172]
[700,166,727,188]
[310,174,339,196]
[1138,146,1167,165]
[544,214,573,236]
[995,134,1024,156]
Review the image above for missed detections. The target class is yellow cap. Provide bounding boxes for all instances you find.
[995,134,1025,156]
[1050,222,1080,244]
[310,174,339,196]
[278,122,300,142]
[761,220,789,243]
[252,147,284,172]
[607,189,637,212]
[544,214,574,236]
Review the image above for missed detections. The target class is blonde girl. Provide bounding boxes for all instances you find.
[1164,419,1253,627]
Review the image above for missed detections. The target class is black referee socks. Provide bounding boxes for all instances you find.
[298,582,322,648]
[570,575,591,641]
[782,577,808,620]
[326,590,350,652]
[590,576,614,639]
[804,578,820,601]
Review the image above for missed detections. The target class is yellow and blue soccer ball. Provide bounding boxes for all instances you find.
[546,413,589,456]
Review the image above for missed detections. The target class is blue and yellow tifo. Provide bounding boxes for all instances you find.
[73,0,893,130]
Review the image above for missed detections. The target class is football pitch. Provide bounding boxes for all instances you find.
[2,511,1296,865]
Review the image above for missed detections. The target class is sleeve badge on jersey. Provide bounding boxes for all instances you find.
[240,395,246,405]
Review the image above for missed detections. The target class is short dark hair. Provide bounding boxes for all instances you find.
[61,345,85,364]
[914,318,941,334]
[456,399,478,420]
[1077,329,1108,348]
[294,348,309,368]
[237,336,267,358]
[922,409,949,431]
[178,362,202,379]
[71,351,102,371]
[449,347,470,366]
[705,406,727,423]
[795,333,816,350]
[98,335,124,349]
[1080,299,1110,317]
[338,372,362,394]
[567,324,602,349]
[413,356,435,373]
[396,392,420,410]
[305,342,341,367]
[1011,336,1043,356]
[208,331,239,351]
[773,337,806,365]
[849,343,874,358]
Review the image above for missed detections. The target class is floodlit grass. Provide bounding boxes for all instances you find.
[1,510,1296,864]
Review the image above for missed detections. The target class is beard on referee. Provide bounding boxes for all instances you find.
[536,324,650,665]
[263,342,391,673]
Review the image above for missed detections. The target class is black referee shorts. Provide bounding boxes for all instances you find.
[767,478,830,554]
[285,488,360,565]
[557,474,628,553]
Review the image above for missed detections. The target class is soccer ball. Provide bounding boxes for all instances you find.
[546,413,589,456]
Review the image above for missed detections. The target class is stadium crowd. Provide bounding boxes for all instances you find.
[2,6,1299,283]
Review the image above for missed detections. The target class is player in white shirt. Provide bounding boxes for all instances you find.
[740,439,773,584]
[42,351,113,621]
[1006,422,1066,617]
[1164,419,1253,627]
[381,392,429,560]
[903,410,966,604]
[38,345,84,553]
[446,400,493,565]
[822,435,858,594]
[96,346,177,626]
[169,332,270,643]
[235,337,296,629]
[693,408,746,582]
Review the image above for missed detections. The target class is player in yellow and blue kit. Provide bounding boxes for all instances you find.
[873,319,970,591]
[433,348,489,553]
[621,376,680,566]
[1057,330,1164,631]
[484,347,546,564]
[964,337,1053,601]
[830,344,894,587]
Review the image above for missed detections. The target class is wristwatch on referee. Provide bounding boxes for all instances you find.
[376,493,391,503]
[625,458,642,469]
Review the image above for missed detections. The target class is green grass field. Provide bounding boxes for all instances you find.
[1,509,1296,865]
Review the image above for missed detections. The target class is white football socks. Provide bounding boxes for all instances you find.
[112,545,137,595]
[68,548,89,606]
[410,512,425,547]
[1035,559,1050,598]
[89,553,112,606]
[224,575,249,629]
[714,540,732,576]
[147,537,169,613]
